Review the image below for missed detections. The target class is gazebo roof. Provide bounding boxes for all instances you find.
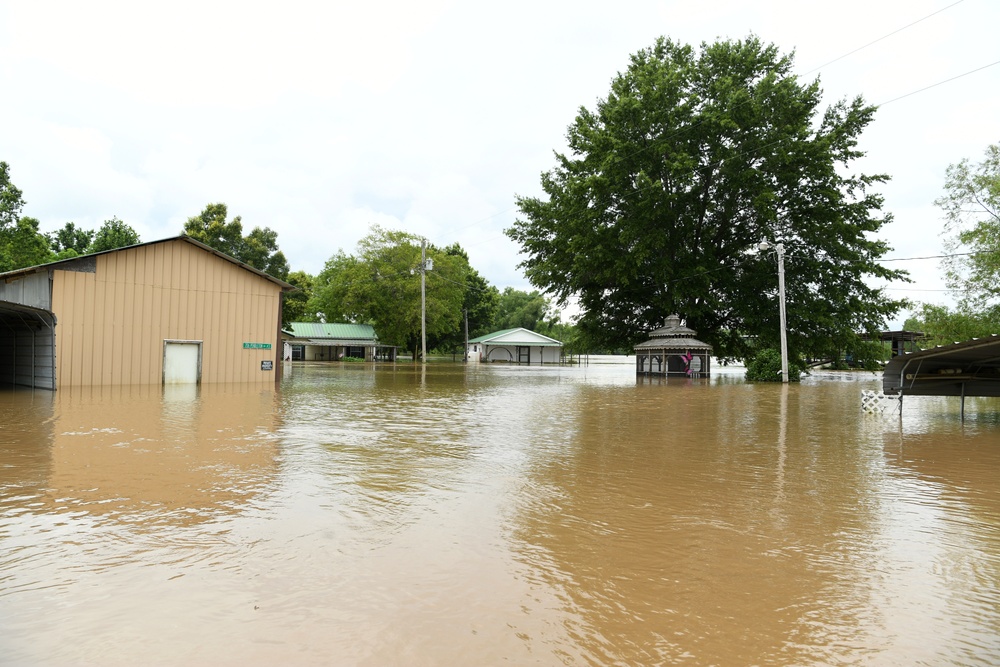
[634,314,712,351]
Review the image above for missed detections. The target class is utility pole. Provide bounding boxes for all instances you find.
[463,308,469,362]
[759,240,789,383]
[421,238,426,364]
[776,242,789,384]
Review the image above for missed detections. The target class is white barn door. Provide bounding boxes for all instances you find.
[163,340,202,384]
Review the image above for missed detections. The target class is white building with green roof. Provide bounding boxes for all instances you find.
[467,327,563,364]
[283,322,392,362]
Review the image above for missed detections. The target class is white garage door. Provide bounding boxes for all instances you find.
[163,341,202,384]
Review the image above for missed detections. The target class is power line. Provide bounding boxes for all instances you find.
[428,2,970,245]
[799,0,967,76]
[879,251,980,262]
[877,58,1000,107]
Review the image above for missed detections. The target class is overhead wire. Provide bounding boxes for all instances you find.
[425,0,975,247]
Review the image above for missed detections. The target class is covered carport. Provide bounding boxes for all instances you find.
[0,300,56,390]
[883,334,1000,419]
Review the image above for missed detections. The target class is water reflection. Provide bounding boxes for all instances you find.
[33,383,281,527]
[0,361,998,665]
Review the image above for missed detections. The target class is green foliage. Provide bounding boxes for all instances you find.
[0,165,56,271]
[506,35,906,363]
[745,348,803,382]
[0,162,25,231]
[937,142,1000,309]
[494,287,551,331]
[903,303,1000,349]
[282,270,316,326]
[843,338,889,371]
[2,216,53,271]
[184,203,289,280]
[87,216,140,253]
[449,243,499,336]
[48,222,94,255]
[309,226,468,360]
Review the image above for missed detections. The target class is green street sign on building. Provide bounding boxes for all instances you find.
[243,342,272,349]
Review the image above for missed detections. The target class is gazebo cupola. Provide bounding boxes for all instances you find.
[634,314,712,377]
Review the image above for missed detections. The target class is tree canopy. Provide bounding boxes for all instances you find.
[494,287,552,331]
[937,142,1000,309]
[506,36,906,361]
[88,216,140,253]
[308,226,468,359]
[48,222,94,258]
[184,203,289,280]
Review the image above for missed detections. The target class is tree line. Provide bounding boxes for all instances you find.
[0,162,572,358]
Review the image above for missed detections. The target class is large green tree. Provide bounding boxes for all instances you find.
[507,36,906,361]
[309,226,468,359]
[937,142,1000,309]
[184,203,289,280]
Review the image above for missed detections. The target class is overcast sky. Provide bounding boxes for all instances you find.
[1,0,997,328]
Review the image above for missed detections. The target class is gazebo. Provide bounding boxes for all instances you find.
[634,314,712,377]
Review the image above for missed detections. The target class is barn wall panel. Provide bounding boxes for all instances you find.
[50,239,283,387]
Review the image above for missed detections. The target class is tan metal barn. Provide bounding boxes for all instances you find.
[0,236,293,389]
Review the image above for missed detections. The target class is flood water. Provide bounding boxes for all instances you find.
[1,358,999,666]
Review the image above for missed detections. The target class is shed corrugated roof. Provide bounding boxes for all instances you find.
[285,322,377,341]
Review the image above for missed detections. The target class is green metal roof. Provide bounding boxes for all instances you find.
[284,322,377,341]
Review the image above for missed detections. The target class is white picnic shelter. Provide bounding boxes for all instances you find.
[467,327,563,364]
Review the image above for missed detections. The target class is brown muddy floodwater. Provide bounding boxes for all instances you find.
[1,358,999,666]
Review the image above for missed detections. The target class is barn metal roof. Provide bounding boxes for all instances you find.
[0,235,295,291]
[283,322,378,342]
[882,334,1000,397]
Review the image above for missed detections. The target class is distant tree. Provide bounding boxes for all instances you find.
[87,216,140,253]
[48,222,94,256]
[494,288,552,331]
[903,303,1000,349]
[2,216,53,271]
[507,35,906,362]
[0,161,24,230]
[436,243,499,352]
[183,203,289,280]
[0,163,54,271]
[282,270,316,326]
[937,142,1000,309]
[310,226,467,360]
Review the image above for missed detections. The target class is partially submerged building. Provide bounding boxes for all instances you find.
[634,314,712,377]
[282,322,391,361]
[467,328,563,364]
[0,236,293,389]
